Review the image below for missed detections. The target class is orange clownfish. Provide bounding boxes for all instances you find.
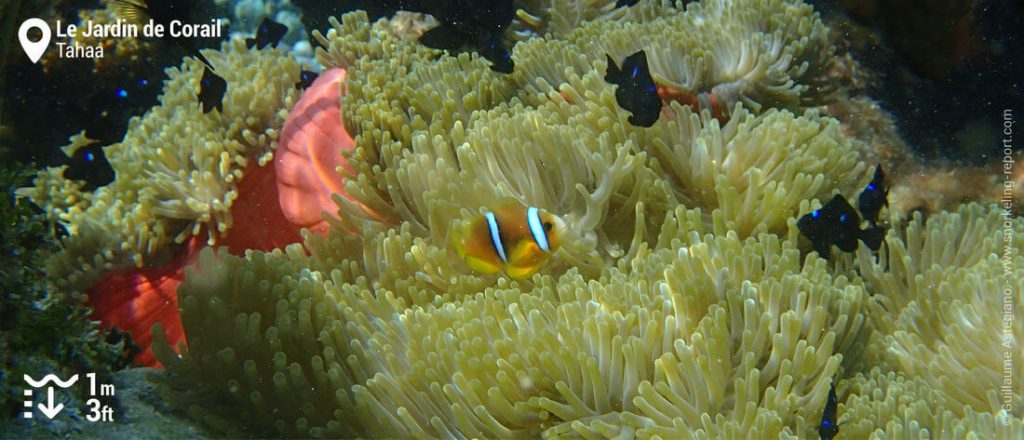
[453,202,566,279]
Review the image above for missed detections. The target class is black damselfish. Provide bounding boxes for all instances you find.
[63,142,115,191]
[799,165,890,258]
[858,165,888,225]
[113,0,227,113]
[246,17,288,50]
[604,50,661,127]
[475,38,514,74]
[296,70,319,90]
[818,384,839,440]
[798,194,885,258]
[385,0,516,73]
[199,66,227,113]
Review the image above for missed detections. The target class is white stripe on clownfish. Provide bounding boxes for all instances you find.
[484,211,508,263]
[526,206,550,252]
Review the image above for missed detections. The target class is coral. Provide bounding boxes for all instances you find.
[388,11,440,39]
[887,164,1006,216]
[822,97,1014,217]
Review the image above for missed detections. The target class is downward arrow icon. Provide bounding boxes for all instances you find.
[38,387,63,419]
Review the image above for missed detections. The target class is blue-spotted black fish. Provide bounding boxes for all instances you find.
[113,0,227,113]
[452,200,566,279]
[798,194,885,258]
[296,70,319,90]
[199,66,226,113]
[858,165,888,225]
[818,384,840,440]
[605,50,662,127]
[475,38,513,74]
[63,141,115,191]
[246,17,288,50]
[799,166,889,258]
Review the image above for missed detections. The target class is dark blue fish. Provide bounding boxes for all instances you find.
[818,384,839,440]
[63,142,115,191]
[798,194,885,258]
[858,165,888,225]
[113,0,227,112]
[387,0,516,73]
[476,38,514,74]
[199,66,226,113]
[246,17,288,50]
[296,70,319,90]
[605,50,661,127]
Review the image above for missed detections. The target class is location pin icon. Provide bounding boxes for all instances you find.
[19,18,51,64]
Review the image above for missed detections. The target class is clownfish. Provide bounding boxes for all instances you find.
[453,201,566,279]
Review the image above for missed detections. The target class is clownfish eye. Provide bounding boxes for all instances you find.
[544,222,553,231]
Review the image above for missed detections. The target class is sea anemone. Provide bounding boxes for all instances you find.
[18,42,360,365]
[145,3,926,437]
[20,0,1022,437]
[275,67,357,235]
[829,203,1024,438]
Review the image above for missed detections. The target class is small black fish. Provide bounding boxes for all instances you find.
[615,0,640,6]
[199,66,226,113]
[818,384,839,440]
[63,142,115,191]
[798,194,885,258]
[112,0,220,69]
[605,50,662,127]
[295,70,319,90]
[246,17,288,50]
[858,165,888,225]
[388,0,516,73]
[476,38,513,73]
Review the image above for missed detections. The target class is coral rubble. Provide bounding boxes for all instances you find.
[21,0,1022,437]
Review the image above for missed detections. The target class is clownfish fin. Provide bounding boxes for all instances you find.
[507,239,545,268]
[505,265,542,279]
[451,215,504,275]
[464,253,505,275]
